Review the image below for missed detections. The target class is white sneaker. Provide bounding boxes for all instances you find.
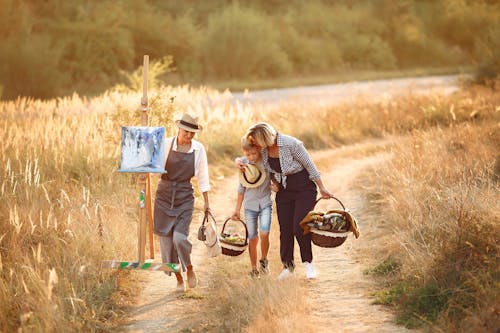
[277,268,293,280]
[305,262,317,279]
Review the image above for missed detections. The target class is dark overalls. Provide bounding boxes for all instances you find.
[154,139,195,274]
[269,157,317,270]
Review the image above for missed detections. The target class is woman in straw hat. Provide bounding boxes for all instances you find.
[154,113,210,291]
[238,122,334,280]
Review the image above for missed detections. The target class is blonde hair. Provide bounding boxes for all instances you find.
[240,136,257,151]
[245,122,276,148]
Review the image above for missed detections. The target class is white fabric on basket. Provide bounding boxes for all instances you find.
[204,219,222,257]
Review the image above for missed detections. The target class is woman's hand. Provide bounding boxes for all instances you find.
[319,187,334,199]
[204,202,210,213]
[314,178,334,199]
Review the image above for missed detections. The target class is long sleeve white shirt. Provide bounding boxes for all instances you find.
[162,136,210,193]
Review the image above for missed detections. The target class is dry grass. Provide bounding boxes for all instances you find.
[356,122,499,330]
[176,215,315,333]
[0,82,498,331]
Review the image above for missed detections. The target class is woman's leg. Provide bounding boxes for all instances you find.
[293,190,316,263]
[159,232,179,275]
[171,208,195,286]
[276,193,295,269]
[172,230,192,271]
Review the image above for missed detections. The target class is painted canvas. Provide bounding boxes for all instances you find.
[118,126,166,173]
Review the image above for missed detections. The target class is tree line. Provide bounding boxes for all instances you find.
[0,0,498,99]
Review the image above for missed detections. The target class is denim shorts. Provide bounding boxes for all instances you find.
[244,205,272,240]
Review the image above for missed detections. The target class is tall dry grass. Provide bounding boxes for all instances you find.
[0,86,267,332]
[0,81,498,331]
[0,94,137,331]
[357,122,499,331]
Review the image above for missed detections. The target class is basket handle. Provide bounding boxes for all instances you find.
[222,218,248,246]
[201,211,219,247]
[203,210,217,226]
[314,196,345,210]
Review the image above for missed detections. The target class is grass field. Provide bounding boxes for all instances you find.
[0,80,498,332]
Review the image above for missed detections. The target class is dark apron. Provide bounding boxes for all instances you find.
[153,139,195,236]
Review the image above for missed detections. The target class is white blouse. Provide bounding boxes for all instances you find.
[162,136,210,193]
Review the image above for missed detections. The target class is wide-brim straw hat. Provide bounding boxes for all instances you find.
[175,113,203,132]
[239,163,266,188]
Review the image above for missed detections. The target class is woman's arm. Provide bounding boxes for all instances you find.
[202,191,210,212]
[292,142,321,181]
[290,139,333,198]
[313,178,334,199]
[196,144,210,193]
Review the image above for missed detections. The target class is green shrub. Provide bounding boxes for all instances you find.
[367,256,402,277]
[200,3,291,79]
[1,0,499,98]
[279,26,343,73]
[0,35,66,99]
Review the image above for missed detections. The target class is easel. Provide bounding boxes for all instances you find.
[102,55,179,273]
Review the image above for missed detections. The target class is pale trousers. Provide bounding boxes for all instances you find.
[159,231,192,275]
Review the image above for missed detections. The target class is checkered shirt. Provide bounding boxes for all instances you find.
[261,133,320,189]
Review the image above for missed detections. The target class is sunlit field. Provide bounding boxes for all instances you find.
[356,122,499,330]
[0,82,498,332]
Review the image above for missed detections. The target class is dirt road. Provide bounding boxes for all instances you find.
[231,74,460,106]
[301,146,411,333]
[118,139,416,332]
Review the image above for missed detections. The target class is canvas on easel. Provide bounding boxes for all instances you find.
[118,126,166,173]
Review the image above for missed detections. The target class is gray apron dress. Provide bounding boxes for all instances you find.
[154,139,195,274]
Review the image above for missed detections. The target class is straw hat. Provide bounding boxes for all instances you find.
[239,164,266,188]
[175,113,203,132]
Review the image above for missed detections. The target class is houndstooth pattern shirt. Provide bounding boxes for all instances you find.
[261,133,321,189]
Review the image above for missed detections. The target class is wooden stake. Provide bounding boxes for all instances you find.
[137,175,147,263]
[146,173,154,259]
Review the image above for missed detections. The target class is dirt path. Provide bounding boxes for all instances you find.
[302,151,412,332]
[118,175,238,332]
[117,140,417,332]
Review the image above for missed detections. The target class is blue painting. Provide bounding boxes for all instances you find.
[118,126,166,173]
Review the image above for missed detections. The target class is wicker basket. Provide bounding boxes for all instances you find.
[219,218,248,256]
[310,227,350,248]
[301,197,359,248]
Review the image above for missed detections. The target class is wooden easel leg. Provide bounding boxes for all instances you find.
[138,174,147,263]
[146,173,155,259]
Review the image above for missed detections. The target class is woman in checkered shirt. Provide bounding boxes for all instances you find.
[239,122,334,280]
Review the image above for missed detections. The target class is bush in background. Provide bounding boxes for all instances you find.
[1,0,499,99]
[200,3,291,79]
